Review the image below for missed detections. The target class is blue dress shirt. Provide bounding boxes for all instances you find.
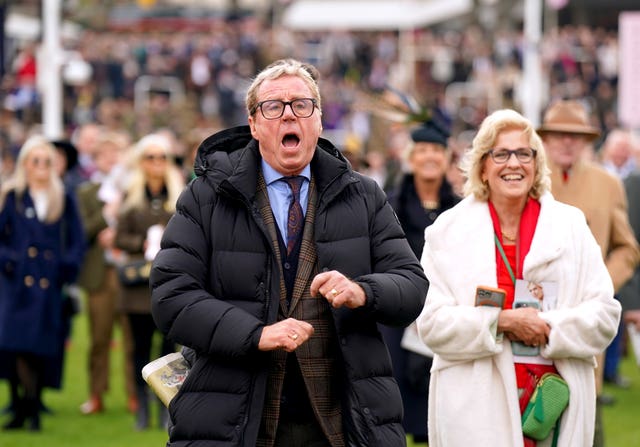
[261,160,310,242]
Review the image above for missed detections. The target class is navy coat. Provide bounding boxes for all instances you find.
[0,189,85,357]
[380,173,460,439]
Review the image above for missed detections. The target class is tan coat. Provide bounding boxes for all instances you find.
[549,158,639,395]
[548,158,639,292]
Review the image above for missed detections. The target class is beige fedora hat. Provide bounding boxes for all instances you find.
[537,100,601,141]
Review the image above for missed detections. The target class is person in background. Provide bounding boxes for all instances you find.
[76,131,138,415]
[599,129,638,180]
[380,119,460,446]
[537,100,640,446]
[598,129,640,391]
[617,131,640,366]
[3,138,85,419]
[149,58,428,446]
[0,136,85,431]
[417,109,621,446]
[51,139,84,193]
[71,122,102,182]
[114,133,184,430]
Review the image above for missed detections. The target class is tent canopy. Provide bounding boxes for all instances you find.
[282,0,472,31]
[5,12,82,41]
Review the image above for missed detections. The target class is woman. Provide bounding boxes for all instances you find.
[416,109,621,446]
[0,136,85,431]
[381,119,460,445]
[114,133,184,430]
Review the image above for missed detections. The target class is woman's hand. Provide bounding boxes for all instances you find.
[498,307,550,347]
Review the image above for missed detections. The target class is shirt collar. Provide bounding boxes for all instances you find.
[261,160,311,185]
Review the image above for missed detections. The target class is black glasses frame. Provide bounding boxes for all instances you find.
[253,98,317,120]
[487,148,537,164]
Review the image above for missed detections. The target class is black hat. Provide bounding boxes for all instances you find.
[51,140,79,171]
[410,120,450,147]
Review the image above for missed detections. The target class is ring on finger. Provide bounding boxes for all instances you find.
[289,332,299,341]
[330,288,339,297]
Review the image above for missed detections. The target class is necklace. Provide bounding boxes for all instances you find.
[501,231,517,242]
[422,200,439,210]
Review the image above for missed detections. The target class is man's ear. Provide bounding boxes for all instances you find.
[248,116,258,139]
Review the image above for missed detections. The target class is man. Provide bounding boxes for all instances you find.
[537,100,640,447]
[599,129,640,390]
[150,59,428,447]
[619,131,640,341]
[600,129,637,180]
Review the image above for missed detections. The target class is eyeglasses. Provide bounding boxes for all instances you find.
[143,153,168,162]
[487,148,536,164]
[29,157,53,167]
[253,98,317,120]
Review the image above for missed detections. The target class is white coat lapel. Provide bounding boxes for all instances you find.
[523,193,565,275]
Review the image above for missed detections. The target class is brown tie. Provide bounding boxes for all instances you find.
[284,176,304,255]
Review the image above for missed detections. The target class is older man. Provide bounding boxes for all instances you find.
[150,59,428,447]
[537,100,640,447]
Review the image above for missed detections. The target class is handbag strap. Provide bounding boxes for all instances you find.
[551,418,560,447]
[494,233,516,284]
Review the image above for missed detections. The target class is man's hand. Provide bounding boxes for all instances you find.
[258,318,314,352]
[310,270,366,309]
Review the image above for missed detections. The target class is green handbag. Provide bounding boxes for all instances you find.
[521,372,570,443]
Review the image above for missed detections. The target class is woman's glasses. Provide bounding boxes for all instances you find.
[143,153,168,162]
[487,148,536,164]
[29,157,53,167]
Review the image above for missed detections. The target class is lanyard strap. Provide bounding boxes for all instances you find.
[494,233,516,285]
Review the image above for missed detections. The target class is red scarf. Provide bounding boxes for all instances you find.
[488,198,557,447]
[488,197,540,308]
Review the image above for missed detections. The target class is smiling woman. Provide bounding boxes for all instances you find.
[415,109,621,446]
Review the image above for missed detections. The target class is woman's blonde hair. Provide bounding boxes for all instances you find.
[0,135,65,222]
[461,109,551,200]
[120,133,185,214]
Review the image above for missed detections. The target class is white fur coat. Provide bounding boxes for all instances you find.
[417,192,621,447]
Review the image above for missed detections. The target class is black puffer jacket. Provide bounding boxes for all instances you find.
[150,126,428,446]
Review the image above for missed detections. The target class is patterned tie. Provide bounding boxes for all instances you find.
[284,176,304,255]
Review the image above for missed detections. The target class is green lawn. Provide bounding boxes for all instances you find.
[2,311,640,446]
[1,310,166,447]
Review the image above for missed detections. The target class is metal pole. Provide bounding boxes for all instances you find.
[522,0,543,126]
[40,0,64,139]
[0,1,6,79]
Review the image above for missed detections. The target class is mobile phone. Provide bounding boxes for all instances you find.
[475,286,506,308]
[514,300,540,310]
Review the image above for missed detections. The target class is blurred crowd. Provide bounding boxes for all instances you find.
[0,18,625,189]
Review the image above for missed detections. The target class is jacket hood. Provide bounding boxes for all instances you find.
[194,125,349,178]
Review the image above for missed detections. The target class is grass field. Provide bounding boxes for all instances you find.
[2,311,640,447]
